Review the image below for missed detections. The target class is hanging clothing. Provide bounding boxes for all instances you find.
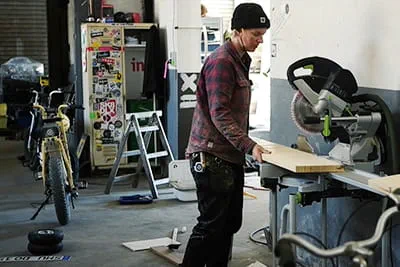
[142,25,164,99]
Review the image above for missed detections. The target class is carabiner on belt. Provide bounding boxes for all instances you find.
[194,152,206,173]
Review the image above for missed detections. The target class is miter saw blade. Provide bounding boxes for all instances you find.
[290,91,323,135]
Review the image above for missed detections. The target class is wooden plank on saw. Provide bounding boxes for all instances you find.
[368,175,400,195]
[252,137,344,173]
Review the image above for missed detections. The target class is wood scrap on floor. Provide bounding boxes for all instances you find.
[252,137,344,173]
[150,246,183,266]
[122,237,180,252]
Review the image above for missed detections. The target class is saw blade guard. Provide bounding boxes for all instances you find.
[287,57,359,134]
[287,56,358,103]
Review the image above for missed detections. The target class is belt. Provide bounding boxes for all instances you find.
[191,152,239,173]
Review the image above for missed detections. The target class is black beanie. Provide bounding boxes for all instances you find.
[231,3,270,30]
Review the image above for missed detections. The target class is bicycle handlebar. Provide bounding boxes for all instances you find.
[32,90,39,105]
[49,89,64,106]
[275,191,400,266]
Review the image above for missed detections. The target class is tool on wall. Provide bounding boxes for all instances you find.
[288,56,398,174]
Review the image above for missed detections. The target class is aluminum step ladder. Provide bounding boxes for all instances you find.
[104,111,175,198]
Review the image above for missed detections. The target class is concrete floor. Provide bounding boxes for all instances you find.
[0,140,273,267]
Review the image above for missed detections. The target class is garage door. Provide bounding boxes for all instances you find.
[0,0,48,71]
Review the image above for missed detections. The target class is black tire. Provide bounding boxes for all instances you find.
[28,229,64,245]
[27,242,63,255]
[48,156,71,225]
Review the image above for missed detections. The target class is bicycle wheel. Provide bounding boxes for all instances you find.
[48,155,71,225]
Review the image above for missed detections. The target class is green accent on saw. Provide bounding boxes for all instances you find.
[295,192,302,204]
[303,65,314,71]
[323,114,331,137]
[345,107,354,116]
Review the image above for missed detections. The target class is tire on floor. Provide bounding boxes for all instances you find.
[27,242,63,255]
[28,229,64,245]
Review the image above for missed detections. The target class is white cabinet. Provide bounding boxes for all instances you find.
[81,23,155,169]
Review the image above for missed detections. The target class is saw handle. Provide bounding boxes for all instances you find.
[287,57,342,84]
[303,116,321,124]
[287,57,323,82]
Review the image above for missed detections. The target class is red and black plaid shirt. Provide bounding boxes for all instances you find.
[186,41,256,165]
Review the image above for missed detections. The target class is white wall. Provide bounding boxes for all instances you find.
[270,0,400,91]
[154,0,160,22]
[159,0,201,73]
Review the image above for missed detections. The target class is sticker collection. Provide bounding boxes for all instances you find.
[88,27,125,153]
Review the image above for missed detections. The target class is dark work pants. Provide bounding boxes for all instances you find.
[181,153,244,267]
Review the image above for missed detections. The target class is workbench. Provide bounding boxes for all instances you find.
[255,138,395,267]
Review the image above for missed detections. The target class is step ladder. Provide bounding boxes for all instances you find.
[104,111,175,198]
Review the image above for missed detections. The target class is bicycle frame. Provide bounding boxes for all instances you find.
[33,103,75,192]
[276,191,400,267]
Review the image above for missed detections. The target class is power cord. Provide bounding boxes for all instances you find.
[335,199,377,267]
[249,226,271,249]
[249,227,335,266]
[249,227,308,266]
[294,232,336,267]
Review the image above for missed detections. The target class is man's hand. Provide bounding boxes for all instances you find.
[252,144,271,163]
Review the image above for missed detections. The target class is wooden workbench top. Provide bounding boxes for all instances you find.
[253,137,344,173]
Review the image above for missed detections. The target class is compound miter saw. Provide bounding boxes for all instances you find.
[288,56,398,174]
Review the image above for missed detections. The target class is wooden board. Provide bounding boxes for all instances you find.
[122,237,180,251]
[150,246,183,266]
[368,175,400,194]
[253,137,344,173]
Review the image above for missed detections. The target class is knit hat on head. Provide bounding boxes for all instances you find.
[231,3,270,30]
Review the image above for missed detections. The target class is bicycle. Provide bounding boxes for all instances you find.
[27,88,81,225]
[275,189,400,267]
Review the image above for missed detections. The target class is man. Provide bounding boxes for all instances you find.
[181,3,271,267]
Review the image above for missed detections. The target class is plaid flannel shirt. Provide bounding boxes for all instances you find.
[186,41,256,165]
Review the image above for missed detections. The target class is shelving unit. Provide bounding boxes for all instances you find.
[201,17,224,63]
[124,44,146,48]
